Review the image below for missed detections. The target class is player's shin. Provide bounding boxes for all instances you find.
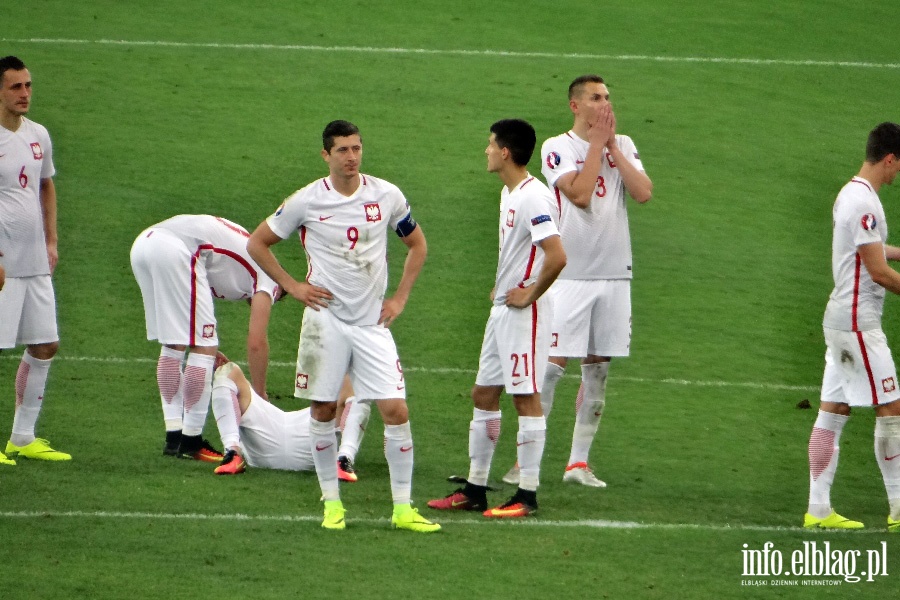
[540,362,565,418]
[807,410,849,517]
[181,353,215,436]
[517,416,546,491]
[468,409,501,486]
[211,377,241,449]
[157,346,185,432]
[875,415,900,520]
[310,417,340,501]
[384,421,413,505]
[338,397,371,462]
[10,351,52,446]
[568,362,609,465]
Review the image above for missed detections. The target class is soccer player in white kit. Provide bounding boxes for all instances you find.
[804,122,900,532]
[130,214,281,462]
[247,120,439,533]
[0,56,70,464]
[428,119,566,518]
[503,75,653,488]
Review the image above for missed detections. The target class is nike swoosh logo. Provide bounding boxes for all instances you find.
[575,160,585,164]
[451,500,468,507]
[315,443,334,451]
[400,446,413,453]
[512,381,524,387]
[886,453,900,461]
[319,215,334,221]
[397,385,405,391]
[516,441,534,447]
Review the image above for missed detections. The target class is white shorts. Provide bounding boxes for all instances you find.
[0,275,58,349]
[821,327,900,407]
[240,389,314,471]
[549,279,631,358]
[475,295,552,394]
[130,228,218,346]
[294,307,406,401]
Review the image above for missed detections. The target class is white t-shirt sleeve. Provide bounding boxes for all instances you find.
[39,127,55,179]
[266,190,308,239]
[850,196,884,247]
[386,185,412,230]
[523,192,560,244]
[540,137,578,189]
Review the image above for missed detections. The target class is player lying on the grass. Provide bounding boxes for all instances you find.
[209,362,368,477]
[336,378,371,482]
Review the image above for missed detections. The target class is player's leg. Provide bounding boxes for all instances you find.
[804,334,861,529]
[176,345,221,461]
[297,309,351,529]
[4,275,68,461]
[210,362,249,475]
[337,375,369,482]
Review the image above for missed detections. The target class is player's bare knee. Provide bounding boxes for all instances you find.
[213,361,241,386]
[377,398,408,425]
[28,341,59,360]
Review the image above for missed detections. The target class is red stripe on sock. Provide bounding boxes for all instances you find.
[809,427,836,480]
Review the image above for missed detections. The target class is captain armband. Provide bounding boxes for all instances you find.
[395,213,418,238]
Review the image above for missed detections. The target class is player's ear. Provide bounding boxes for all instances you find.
[321,148,329,162]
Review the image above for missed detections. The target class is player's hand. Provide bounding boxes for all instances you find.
[379,296,406,327]
[214,350,230,371]
[588,103,616,148]
[46,242,58,273]
[287,280,333,310]
[504,285,534,309]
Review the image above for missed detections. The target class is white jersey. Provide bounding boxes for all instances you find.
[823,177,888,332]
[153,215,279,301]
[267,174,414,325]
[0,118,55,277]
[541,131,643,280]
[493,175,560,306]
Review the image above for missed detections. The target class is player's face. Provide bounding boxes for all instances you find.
[322,134,363,179]
[485,133,504,173]
[571,82,610,123]
[886,154,900,185]
[0,68,32,117]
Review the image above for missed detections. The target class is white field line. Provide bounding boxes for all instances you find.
[0,509,855,534]
[3,38,899,70]
[0,353,819,393]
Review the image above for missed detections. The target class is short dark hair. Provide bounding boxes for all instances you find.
[0,56,27,86]
[568,74,605,100]
[323,120,360,152]
[865,122,900,163]
[490,119,537,166]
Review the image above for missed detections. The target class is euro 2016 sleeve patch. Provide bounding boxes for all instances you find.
[546,152,561,170]
[861,213,877,231]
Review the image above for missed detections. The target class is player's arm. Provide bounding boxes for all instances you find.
[40,177,58,271]
[556,104,615,209]
[0,263,5,291]
[859,241,900,295]
[247,221,332,309]
[505,235,566,308]
[608,142,653,204]
[246,290,272,399]
[380,225,427,327]
[885,244,900,262]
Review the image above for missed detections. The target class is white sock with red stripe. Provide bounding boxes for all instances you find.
[181,352,215,437]
[540,362,566,418]
[807,410,849,518]
[10,351,52,447]
[567,362,609,466]
[211,377,241,449]
[517,416,546,492]
[310,417,340,501]
[875,415,900,520]
[157,346,185,432]
[384,421,413,505]
[338,397,371,461]
[468,408,501,487]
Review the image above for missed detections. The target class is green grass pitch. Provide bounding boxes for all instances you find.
[2,1,900,598]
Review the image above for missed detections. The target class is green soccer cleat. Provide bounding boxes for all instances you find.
[5,439,71,461]
[322,500,347,530]
[888,517,900,533]
[0,450,15,466]
[803,511,863,530]
[391,505,441,533]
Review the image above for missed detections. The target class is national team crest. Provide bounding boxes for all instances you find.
[883,377,896,393]
[202,324,215,338]
[862,213,877,231]
[296,373,309,389]
[551,333,558,348]
[546,151,561,170]
[365,203,382,222]
[30,143,43,160]
[506,209,515,227]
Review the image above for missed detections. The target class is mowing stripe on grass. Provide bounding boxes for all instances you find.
[0,353,819,392]
[0,509,856,533]
[3,38,900,70]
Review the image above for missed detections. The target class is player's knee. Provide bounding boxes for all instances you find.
[213,361,240,386]
[28,341,59,360]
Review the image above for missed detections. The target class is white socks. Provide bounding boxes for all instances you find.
[310,417,340,501]
[384,421,413,505]
[540,362,566,418]
[517,416,546,492]
[181,353,215,437]
[211,377,241,449]
[875,415,900,520]
[807,410,849,518]
[157,346,185,432]
[10,351,52,446]
[338,397,371,461]
[468,408,501,487]
[568,362,609,465]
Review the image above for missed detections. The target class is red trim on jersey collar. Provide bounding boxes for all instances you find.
[565,131,574,139]
[215,217,250,238]
[851,177,874,193]
[519,177,535,189]
[322,178,331,191]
